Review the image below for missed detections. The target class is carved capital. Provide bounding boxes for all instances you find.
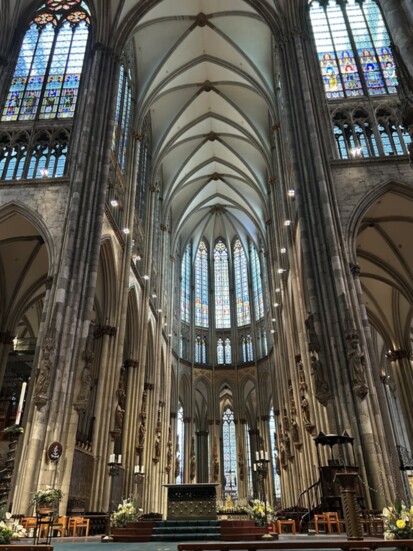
[94,325,117,339]
[349,262,361,276]
[125,358,139,368]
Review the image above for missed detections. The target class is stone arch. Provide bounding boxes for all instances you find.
[96,238,118,326]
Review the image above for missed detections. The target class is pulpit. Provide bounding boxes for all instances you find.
[164,484,219,520]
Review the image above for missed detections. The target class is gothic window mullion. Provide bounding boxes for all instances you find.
[49,23,76,119]
[336,0,370,97]
[320,3,347,97]
[358,0,389,95]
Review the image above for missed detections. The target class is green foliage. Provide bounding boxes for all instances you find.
[383,501,413,539]
[31,488,63,506]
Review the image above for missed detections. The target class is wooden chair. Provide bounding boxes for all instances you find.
[51,516,67,537]
[314,513,328,533]
[67,516,90,537]
[325,512,342,534]
[22,516,37,534]
[277,519,296,534]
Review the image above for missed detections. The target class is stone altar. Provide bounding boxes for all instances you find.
[164,483,219,520]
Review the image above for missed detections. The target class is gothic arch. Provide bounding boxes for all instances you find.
[96,238,118,326]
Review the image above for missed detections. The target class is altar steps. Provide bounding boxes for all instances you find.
[111,519,266,542]
[152,520,221,542]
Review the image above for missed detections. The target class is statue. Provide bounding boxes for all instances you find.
[34,330,55,407]
[238,451,244,481]
[154,436,161,462]
[305,313,320,353]
[347,334,369,398]
[284,433,292,459]
[291,419,300,443]
[115,404,125,431]
[301,397,311,425]
[138,417,146,448]
[190,437,196,480]
[310,355,331,405]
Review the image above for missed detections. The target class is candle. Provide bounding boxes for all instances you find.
[15,382,27,426]
[141,465,144,474]
[253,464,257,471]
[134,465,139,474]
[109,454,115,464]
[118,454,122,464]
[255,451,259,461]
[260,450,264,460]
[265,451,269,461]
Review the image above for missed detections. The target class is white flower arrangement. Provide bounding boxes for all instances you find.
[383,499,413,540]
[111,499,143,527]
[248,499,274,526]
[0,513,27,543]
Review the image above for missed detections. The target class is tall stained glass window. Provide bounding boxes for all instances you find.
[176,403,185,483]
[234,240,251,326]
[245,424,253,497]
[251,245,264,320]
[225,338,232,364]
[217,338,224,365]
[222,408,238,499]
[269,407,281,501]
[195,336,207,364]
[195,241,209,328]
[214,240,230,328]
[310,0,398,98]
[2,0,90,122]
[112,64,132,172]
[242,335,254,363]
[181,243,191,324]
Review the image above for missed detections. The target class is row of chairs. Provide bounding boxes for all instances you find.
[277,510,384,536]
[22,516,90,538]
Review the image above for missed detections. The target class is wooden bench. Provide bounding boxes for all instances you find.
[177,538,413,551]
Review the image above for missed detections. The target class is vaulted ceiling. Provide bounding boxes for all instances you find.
[121,0,278,257]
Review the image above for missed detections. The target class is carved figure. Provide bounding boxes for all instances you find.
[291,419,299,443]
[310,355,331,405]
[138,417,146,448]
[301,397,311,425]
[115,404,125,431]
[284,433,292,458]
[238,451,244,481]
[347,335,368,398]
[34,331,55,403]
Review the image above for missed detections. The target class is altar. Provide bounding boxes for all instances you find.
[164,483,219,520]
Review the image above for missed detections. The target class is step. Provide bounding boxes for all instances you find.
[112,534,152,542]
[156,520,221,527]
[154,527,221,534]
[151,533,221,542]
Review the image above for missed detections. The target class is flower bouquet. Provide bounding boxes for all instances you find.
[111,499,142,527]
[383,499,413,541]
[0,512,27,543]
[248,499,274,527]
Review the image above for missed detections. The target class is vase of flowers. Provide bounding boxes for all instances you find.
[111,499,142,528]
[0,511,27,543]
[31,488,63,514]
[382,499,413,540]
[248,499,274,527]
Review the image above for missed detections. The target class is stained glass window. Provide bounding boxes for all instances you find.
[2,0,90,122]
[269,407,281,500]
[195,336,207,364]
[245,424,253,497]
[195,241,209,327]
[222,408,238,499]
[225,338,232,364]
[176,404,185,483]
[234,240,251,327]
[242,335,254,363]
[214,240,230,328]
[181,243,191,324]
[112,64,132,171]
[251,245,264,320]
[310,0,397,98]
[217,338,224,365]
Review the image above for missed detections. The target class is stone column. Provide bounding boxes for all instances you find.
[196,430,209,482]
[380,0,413,77]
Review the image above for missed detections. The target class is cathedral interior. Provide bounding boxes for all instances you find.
[0,0,412,520]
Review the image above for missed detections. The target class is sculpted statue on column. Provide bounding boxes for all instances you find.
[346,332,369,399]
[34,329,55,408]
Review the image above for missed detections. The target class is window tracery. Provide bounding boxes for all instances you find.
[310,0,397,99]
[112,63,133,172]
[222,408,238,499]
[251,245,264,320]
[2,0,90,122]
[181,243,191,324]
[195,241,209,328]
[214,240,230,329]
[234,239,250,327]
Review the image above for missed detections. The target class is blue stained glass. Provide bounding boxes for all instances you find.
[214,240,230,328]
[234,240,251,327]
[2,8,89,123]
[251,246,264,320]
[310,0,396,99]
[181,243,191,323]
[225,338,232,364]
[334,126,348,159]
[195,241,209,327]
[222,409,238,499]
[217,338,224,365]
